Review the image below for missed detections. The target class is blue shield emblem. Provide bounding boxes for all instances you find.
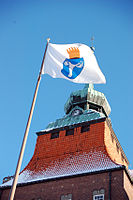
[61,57,84,79]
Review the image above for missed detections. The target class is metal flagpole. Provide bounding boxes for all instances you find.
[8,38,50,200]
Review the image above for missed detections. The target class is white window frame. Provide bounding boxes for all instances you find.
[93,194,104,200]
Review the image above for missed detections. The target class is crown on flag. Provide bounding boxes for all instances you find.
[67,47,80,59]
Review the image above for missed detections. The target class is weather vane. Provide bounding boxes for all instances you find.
[90,36,95,52]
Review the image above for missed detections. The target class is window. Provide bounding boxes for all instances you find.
[81,125,90,133]
[73,96,81,102]
[93,194,104,200]
[51,132,59,139]
[61,194,72,200]
[66,129,74,136]
[93,189,104,200]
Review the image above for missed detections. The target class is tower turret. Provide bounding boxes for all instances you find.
[64,84,111,117]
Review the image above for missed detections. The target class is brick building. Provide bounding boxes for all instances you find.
[0,84,133,200]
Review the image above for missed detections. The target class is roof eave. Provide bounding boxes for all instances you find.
[36,117,106,136]
[0,166,128,190]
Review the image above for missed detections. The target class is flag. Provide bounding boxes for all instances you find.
[42,43,106,84]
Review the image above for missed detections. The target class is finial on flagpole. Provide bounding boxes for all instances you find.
[90,36,95,52]
[47,38,50,42]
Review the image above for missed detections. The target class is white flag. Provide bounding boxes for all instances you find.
[42,43,106,84]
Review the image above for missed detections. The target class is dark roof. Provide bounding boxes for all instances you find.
[38,107,106,134]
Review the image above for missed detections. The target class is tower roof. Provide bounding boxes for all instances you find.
[39,108,105,134]
[64,84,111,116]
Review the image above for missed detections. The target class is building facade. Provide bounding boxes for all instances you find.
[0,84,133,200]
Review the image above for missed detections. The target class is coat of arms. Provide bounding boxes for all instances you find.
[61,47,84,79]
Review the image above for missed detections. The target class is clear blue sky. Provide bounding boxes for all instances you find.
[0,0,133,184]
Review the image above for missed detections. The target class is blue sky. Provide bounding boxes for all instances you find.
[0,0,133,183]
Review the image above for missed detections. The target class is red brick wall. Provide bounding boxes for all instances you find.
[23,120,129,174]
[36,122,105,157]
[1,120,132,199]
[23,122,105,172]
[111,170,130,199]
[123,171,133,200]
[1,169,130,200]
[104,121,128,168]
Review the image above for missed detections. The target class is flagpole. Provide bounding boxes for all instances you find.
[8,38,50,200]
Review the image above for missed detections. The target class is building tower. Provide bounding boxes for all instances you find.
[0,84,133,200]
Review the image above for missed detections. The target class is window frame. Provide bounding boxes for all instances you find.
[81,125,90,133]
[93,194,104,200]
[66,129,74,136]
[51,132,59,139]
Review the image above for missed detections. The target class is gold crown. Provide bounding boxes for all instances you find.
[67,47,80,59]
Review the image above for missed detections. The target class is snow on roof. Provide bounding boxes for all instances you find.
[1,148,121,188]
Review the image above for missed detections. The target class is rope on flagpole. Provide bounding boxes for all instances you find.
[8,38,50,200]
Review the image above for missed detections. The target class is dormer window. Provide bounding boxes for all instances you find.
[51,132,59,139]
[81,125,90,133]
[66,129,74,136]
